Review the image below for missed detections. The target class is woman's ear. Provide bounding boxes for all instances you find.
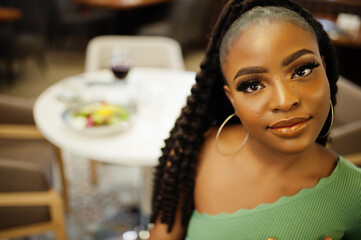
[223,85,235,109]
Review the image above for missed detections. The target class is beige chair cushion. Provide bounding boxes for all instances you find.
[0,139,55,187]
[0,157,51,229]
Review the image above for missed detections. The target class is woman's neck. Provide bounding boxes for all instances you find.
[238,136,332,177]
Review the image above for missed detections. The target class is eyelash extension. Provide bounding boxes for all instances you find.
[292,61,320,77]
[236,79,262,92]
[235,62,320,92]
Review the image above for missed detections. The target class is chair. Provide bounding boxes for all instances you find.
[0,94,68,239]
[329,76,361,167]
[0,0,49,79]
[136,0,209,51]
[85,35,185,72]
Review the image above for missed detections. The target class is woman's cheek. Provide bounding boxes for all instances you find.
[235,98,268,130]
[297,77,330,111]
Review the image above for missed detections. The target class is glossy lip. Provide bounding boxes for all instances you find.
[268,117,311,138]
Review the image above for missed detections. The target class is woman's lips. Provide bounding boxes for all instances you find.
[268,117,310,138]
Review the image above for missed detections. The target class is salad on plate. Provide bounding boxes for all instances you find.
[62,101,132,135]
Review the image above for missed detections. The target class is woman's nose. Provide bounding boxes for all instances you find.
[270,80,300,112]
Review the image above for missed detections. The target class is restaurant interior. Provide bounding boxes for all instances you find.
[0,0,360,239]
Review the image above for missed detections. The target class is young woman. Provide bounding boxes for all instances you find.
[149,0,361,239]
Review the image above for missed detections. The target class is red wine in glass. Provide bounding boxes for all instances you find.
[111,64,130,80]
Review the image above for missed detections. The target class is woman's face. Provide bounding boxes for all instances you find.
[222,20,330,154]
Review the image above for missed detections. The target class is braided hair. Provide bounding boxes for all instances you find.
[150,0,339,232]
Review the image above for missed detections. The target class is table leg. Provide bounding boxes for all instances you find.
[55,147,70,213]
[89,159,98,185]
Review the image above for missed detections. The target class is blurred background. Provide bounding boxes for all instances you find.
[0,0,360,239]
[1,0,361,98]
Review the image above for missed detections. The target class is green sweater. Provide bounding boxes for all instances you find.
[187,157,361,240]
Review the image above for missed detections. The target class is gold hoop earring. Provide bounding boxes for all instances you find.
[319,101,334,139]
[215,113,249,155]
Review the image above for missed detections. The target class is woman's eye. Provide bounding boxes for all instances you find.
[292,62,320,79]
[236,80,265,93]
[294,68,311,78]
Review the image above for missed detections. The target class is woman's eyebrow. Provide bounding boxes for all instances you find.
[232,49,316,81]
[281,49,316,67]
[233,66,269,81]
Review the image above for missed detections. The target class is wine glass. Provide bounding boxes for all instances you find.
[110,48,131,81]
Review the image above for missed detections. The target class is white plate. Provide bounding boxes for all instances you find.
[61,101,134,136]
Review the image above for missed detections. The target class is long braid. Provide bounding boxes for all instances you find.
[150,0,339,232]
[150,1,243,228]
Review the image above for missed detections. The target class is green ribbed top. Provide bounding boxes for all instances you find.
[187,157,361,240]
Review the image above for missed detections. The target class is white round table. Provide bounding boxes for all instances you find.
[34,67,195,219]
[34,67,196,166]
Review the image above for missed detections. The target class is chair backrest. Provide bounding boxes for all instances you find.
[0,94,35,124]
[329,76,361,155]
[84,35,185,72]
[334,76,361,126]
